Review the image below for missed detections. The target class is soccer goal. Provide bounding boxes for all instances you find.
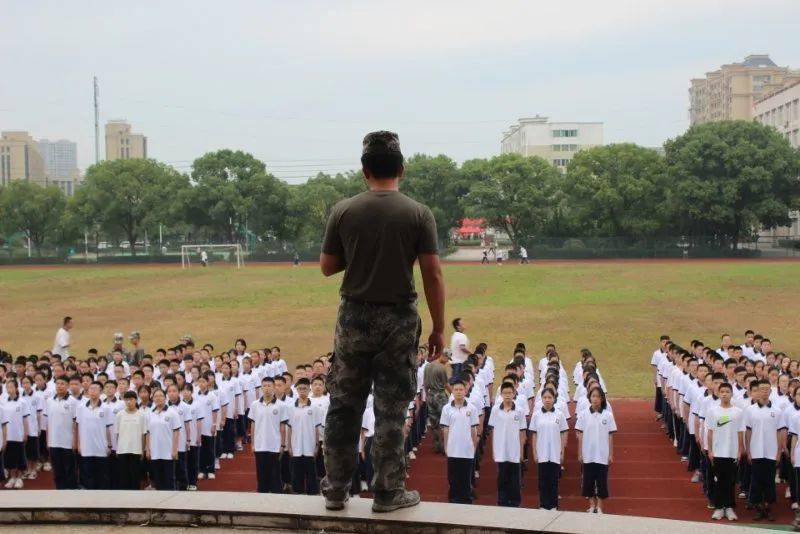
[181,244,245,269]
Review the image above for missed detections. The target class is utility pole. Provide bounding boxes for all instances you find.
[93,76,100,164]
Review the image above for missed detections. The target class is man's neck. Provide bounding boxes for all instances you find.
[367,178,400,192]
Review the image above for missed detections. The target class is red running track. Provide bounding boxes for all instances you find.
[6,399,796,525]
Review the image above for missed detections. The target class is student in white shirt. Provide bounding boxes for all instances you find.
[440,380,479,504]
[52,316,73,361]
[286,378,319,495]
[310,376,330,480]
[249,377,288,493]
[115,390,146,489]
[488,382,527,507]
[651,335,670,419]
[357,403,376,494]
[180,383,202,490]
[530,386,569,510]
[167,383,192,490]
[76,381,113,489]
[706,382,745,521]
[196,372,220,480]
[744,379,782,521]
[575,387,617,514]
[44,376,78,489]
[449,318,471,378]
[20,375,43,480]
[218,362,237,459]
[145,388,180,491]
[2,378,31,489]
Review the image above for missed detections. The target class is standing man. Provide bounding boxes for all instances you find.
[108,333,132,363]
[519,246,529,265]
[52,317,73,361]
[319,131,446,513]
[450,318,470,379]
[424,349,451,454]
[129,332,145,366]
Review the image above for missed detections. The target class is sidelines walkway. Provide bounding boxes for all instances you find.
[8,399,796,526]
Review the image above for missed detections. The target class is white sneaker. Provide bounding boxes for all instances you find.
[13,478,23,489]
[680,456,688,462]
[724,508,737,521]
[711,509,724,520]
[474,471,480,479]
[187,485,197,491]
[42,462,52,472]
[215,460,220,469]
[228,453,235,459]
[792,502,799,510]
[595,508,603,515]
[208,473,216,480]
[408,452,416,460]
[786,487,792,499]
[4,479,14,489]
[690,472,700,483]
[737,491,746,499]
[197,473,206,480]
[412,447,418,452]
[673,439,678,447]
[360,480,368,492]
[587,506,596,513]
[776,474,782,484]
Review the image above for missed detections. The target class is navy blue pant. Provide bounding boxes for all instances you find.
[80,456,109,489]
[150,459,176,491]
[749,458,777,506]
[187,446,200,485]
[447,457,474,504]
[291,455,318,495]
[255,451,282,493]
[200,435,215,475]
[176,451,188,490]
[538,461,560,509]
[223,418,236,454]
[50,447,78,489]
[497,461,522,507]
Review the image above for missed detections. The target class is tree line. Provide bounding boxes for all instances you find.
[1,120,798,256]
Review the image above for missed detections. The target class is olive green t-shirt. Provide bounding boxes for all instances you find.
[322,190,438,303]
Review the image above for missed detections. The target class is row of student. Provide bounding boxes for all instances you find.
[651,333,799,522]
[424,345,615,512]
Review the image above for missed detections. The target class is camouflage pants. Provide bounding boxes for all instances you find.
[426,390,448,451]
[321,299,421,500]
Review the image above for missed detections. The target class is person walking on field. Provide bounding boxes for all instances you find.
[52,316,73,361]
[319,131,446,513]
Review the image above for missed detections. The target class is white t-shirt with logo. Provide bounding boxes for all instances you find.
[488,404,527,463]
[705,404,745,459]
[575,407,617,465]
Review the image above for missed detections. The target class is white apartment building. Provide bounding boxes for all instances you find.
[754,80,800,240]
[500,115,603,170]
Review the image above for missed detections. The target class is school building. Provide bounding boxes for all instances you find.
[500,116,604,172]
[105,120,147,161]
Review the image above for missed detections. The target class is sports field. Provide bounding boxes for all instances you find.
[2,259,799,397]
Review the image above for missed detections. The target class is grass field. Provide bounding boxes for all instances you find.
[2,260,800,398]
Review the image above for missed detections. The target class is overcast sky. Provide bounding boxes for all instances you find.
[1,0,798,183]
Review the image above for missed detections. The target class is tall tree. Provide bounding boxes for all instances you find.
[462,153,561,248]
[0,180,66,255]
[665,120,800,246]
[76,159,189,255]
[565,144,668,238]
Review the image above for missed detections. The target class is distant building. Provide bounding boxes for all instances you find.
[0,131,46,186]
[500,115,603,170]
[689,54,800,125]
[754,79,800,240]
[38,138,80,195]
[105,120,147,161]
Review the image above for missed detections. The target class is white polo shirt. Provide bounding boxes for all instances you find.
[287,399,319,457]
[116,409,146,455]
[76,400,113,457]
[706,404,745,459]
[1,396,31,442]
[529,407,569,464]
[440,400,479,459]
[239,372,258,408]
[575,406,617,465]
[104,398,124,450]
[168,401,192,453]
[786,406,800,467]
[44,394,77,449]
[488,403,526,463]
[196,391,218,437]
[361,406,376,453]
[21,392,42,436]
[450,332,469,364]
[183,401,201,447]
[53,327,71,360]
[146,407,180,460]
[249,397,288,453]
[219,378,236,419]
[745,401,781,460]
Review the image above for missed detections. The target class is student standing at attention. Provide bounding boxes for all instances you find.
[706,382,745,521]
[575,387,616,514]
[488,382,527,507]
[287,378,320,495]
[115,390,146,490]
[44,376,78,489]
[146,388,180,491]
[530,387,569,510]
[745,379,781,521]
[76,381,113,489]
[249,377,288,493]
[440,380,479,504]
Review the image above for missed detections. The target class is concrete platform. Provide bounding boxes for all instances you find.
[0,490,766,533]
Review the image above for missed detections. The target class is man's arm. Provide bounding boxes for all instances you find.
[418,253,445,356]
[319,253,345,277]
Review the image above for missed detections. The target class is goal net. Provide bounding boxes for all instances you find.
[181,244,244,269]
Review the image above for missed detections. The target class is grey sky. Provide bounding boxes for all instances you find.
[1,0,798,183]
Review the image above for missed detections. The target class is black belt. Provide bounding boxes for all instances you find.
[341,296,412,307]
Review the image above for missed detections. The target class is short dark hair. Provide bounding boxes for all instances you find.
[63,316,72,325]
[295,378,310,387]
[717,382,733,392]
[452,318,461,330]
[122,391,138,400]
[361,151,403,179]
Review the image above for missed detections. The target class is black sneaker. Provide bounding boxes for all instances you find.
[372,489,421,513]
